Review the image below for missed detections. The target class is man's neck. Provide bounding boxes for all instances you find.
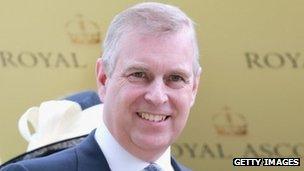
[94,122,174,171]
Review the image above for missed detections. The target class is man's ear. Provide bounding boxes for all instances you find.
[96,58,107,102]
[190,67,202,107]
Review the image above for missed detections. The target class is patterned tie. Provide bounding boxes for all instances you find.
[143,163,162,171]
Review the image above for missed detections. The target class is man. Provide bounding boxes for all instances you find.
[1,2,201,171]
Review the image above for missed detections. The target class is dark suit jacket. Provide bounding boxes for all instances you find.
[1,131,191,171]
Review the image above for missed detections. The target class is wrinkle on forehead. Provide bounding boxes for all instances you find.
[118,27,193,54]
[115,30,195,71]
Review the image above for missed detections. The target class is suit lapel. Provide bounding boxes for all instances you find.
[76,131,111,171]
[171,157,191,171]
[171,157,181,171]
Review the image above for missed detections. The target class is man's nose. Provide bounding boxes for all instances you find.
[144,79,168,106]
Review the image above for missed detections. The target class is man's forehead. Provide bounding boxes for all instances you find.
[113,29,195,74]
[119,28,193,51]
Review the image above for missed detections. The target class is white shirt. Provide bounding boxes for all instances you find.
[94,121,174,171]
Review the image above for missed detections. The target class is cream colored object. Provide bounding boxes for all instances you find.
[18,100,103,151]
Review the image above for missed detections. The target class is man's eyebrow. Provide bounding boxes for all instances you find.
[169,68,192,78]
[124,66,149,72]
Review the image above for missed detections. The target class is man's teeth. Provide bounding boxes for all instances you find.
[138,112,167,122]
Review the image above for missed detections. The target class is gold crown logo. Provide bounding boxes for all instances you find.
[212,106,248,136]
[65,14,101,44]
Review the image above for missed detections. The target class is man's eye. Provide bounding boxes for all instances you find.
[127,72,148,82]
[131,72,146,78]
[168,75,185,82]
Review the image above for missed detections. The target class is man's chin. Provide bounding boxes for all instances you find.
[132,142,170,162]
[132,135,171,153]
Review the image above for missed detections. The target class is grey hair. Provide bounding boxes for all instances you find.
[101,2,201,76]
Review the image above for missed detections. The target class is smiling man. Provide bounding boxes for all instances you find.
[95,2,201,170]
[1,2,201,171]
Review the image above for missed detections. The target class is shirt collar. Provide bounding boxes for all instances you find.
[94,121,173,171]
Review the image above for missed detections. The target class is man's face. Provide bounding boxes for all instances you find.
[97,30,200,160]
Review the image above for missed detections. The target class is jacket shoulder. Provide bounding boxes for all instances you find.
[1,163,28,171]
[1,147,77,171]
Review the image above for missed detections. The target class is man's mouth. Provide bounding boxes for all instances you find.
[136,112,169,122]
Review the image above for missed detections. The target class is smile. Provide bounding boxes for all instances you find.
[136,112,169,122]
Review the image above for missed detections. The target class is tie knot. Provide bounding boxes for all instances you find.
[143,163,162,171]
